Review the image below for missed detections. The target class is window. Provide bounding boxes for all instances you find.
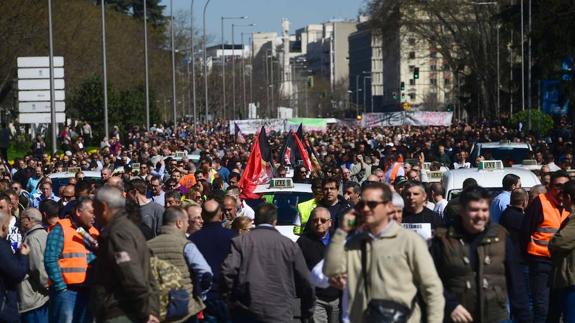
[409,51,416,59]
[430,51,437,59]
[430,65,437,71]
[409,65,415,72]
[430,78,438,86]
[444,78,451,85]
[408,38,416,46]
[409,79,416,85]
[409,93,416,101]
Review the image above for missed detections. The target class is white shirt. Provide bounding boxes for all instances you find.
[453,161,471,169]
[434,199,448,217]
[238,201,255,220]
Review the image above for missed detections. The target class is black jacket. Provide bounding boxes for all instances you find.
[319,197,351,230]
[500,206,527,264]
[296,232,340,302]
[403,206,445,229]
[221,226,315,323]
[0,238,28,323]
[90,212,159,322]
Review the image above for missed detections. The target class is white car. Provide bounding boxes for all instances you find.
[442,160,541,200]
[470,141,533,167]
[251,178,312,242]
[48,170,101,192]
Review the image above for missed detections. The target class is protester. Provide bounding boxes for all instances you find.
[324,182,444,322]
[402,181,444,238]
[147,207,211,320]
[490,174,521,224]
[90,186,159,323]
[294,178,323,235]
[44,197,98,322]
[431,182,448,217]
[319,177,351,230]
[127,178,164,238]
[431,186,531,323]
[230,216,252,235]
[342,181,361,207]
[185,204,203,236]
[221,203,315,322]
[297,207,340,323]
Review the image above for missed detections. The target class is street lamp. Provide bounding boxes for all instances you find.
[47,0,57,153]
[189,0,197,132]
[231,23,255,119]
[170,0,177,126]
[363,76,372,113]
[101,0,109,139]
[202,0,212,121]
[221,16,247,120]
[143,0,150,130]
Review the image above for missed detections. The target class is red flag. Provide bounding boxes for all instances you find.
[239,128,273,200]
[293,133,312,171]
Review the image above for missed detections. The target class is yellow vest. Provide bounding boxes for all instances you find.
[294,198,318,235]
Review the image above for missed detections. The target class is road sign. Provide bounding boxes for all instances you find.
[18,90,65,102]
[19,113,66,124]
[18,101,65,113]
[17,56,64,68]
[18,79,65,90]
[17,68,65,79]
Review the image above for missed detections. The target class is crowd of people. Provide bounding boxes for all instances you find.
[0,120,574,323]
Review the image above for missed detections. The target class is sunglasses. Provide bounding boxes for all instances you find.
[355,200,385,211]
[313,218,330,224]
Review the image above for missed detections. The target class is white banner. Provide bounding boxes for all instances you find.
[362,112,453,127]
[229,119,286,135]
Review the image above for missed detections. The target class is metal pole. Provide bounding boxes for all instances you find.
[48,0,57,154]
[144,0,150,130]
[203,0,212,121]
[528,0,532,129]
[371,83,374,113]
[270,53,274,116]
[250,34,254,114]
[191,0,197,131]
[170,0,177,125]
[520,0,525,113]
[265,51,269,117]
[221,17,226,120]
[496,24,500,118]
[101,0,109,139]
[241,32,247,118]
[355,75,360,115]
[363,76,367,114]
[231,24,236,119]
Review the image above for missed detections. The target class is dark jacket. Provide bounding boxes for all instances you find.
[550,213,575,289]
[90,211,159,322]
[189,221,234,300]
[403,206,445,230]
[221,226,315,323]
[430,222,531,323]
[0,238,28,323]
[500,206,527,264]
[319,198,351,230]
[296,231,340,302]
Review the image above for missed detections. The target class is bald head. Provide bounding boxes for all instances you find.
[202,199,222,222]
[367,175,379,182]
[107,176,124,192]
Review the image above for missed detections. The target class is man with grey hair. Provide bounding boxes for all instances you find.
[0,210,29,322]
[390,191,405,223]
[18,208,49,321]
[90,186,160,323]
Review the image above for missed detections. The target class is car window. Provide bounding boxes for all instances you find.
[250,192,313,225]
[480,147,531,166]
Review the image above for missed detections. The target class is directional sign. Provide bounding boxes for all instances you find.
[17,56,64,68]
[18,68,64,79]
[18,90,65,102]
[18,79,65,90]
[19,113,66,124]
[18,101,65,113]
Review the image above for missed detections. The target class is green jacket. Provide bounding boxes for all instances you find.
[550,212,575,289]
[323,223,445,323]
[294,198,318,235]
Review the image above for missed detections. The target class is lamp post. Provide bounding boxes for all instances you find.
[231,23,255,119]
[170,0,177,125]
[47,0,57,153]
[101,0,109,139]
[221,16,246,120]
[190,0,197,131]
[355,74,361,114]
[143,0,150,130]
[364,76,372,113]
[202,0,212,121]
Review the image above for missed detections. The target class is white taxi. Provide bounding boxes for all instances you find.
[442,160,541,200]
[250,178,312,242]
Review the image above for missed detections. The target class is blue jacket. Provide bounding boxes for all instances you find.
[0,238,28,323]
[189,222,235,300]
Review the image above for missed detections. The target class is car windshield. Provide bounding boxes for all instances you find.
[480,147,531,165]
[51,177,99,193]
[448,188,505,201]
[249,192,313,225]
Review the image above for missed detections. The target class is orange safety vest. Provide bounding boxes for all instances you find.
[389,162,402,184]
[527,193,570,258]
[57,218,99,285]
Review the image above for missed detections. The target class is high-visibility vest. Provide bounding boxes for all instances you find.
[294,198,318,235]
[527,193,570,258]
[57,218,99,285]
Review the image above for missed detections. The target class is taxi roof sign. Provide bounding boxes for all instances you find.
[268,178,294,189]
[478,160,504,170]
[428,170,444,179]
[522,160,538,166]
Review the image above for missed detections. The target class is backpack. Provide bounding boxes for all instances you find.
[150,256,190,321]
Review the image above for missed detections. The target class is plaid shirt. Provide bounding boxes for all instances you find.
[44,222,97,291]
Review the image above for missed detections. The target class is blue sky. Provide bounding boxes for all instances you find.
[163,0,364,43]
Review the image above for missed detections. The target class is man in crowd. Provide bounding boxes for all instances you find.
[490,174,521,224]
[165,190,182,208]
[0,211,29,322]
[221,203,315,322]
[44,197,99,322]
[294,178,323,235]
[31,181,59,209]
[522,170,571,322]
[148,207,211,320]
[402,182,444,238]
[319,177,351,230]
[223,195,238,228]
[297,207,340,323]
[189,199,235,322]
[186,204,203,237]
[0,193,21,252]
[431,183,448,217]
[127,179,164,238]
[149,176,165,207]
[343,182,360,207]
[91,186,159,323]
[324,182,444,322]
[18,208,49,321]
[39,200,60,229]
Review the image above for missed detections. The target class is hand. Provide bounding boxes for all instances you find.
[20,243,30,256]
[339,211,357,233]
[328,274,346,290]
[418,152,425,167]
[146,314,160,323]
[450,305,473,323]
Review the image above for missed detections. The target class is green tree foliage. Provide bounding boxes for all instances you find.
[102,0,166,28]
[509,109,554,135]
[68,75,160,139]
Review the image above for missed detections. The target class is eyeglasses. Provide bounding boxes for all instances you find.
[313,218,330,224]
[355,200,385,211]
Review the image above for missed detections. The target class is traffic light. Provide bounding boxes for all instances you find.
[414,67,420,80]
[400,82,405,91]
[447,104,454,112]
[307,76,314,88]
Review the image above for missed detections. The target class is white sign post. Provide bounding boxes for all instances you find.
[17,56,65,124]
